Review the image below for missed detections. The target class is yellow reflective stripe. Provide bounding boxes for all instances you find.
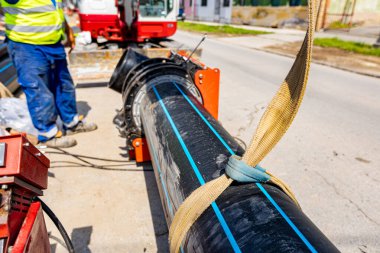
[6,23,62,33]
[3,5,56,15]
[5,11,64,26]
[1,0,53,8]
[6,30,63,45]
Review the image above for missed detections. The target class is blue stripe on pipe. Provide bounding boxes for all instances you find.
[0,62,13,73]
[173,82,317,252]
[3,75,17,86]
[145,131,174,216]
[172,82,234,155]
[152,86,242,253]
[256,183,317,252]
[147,130,185,253]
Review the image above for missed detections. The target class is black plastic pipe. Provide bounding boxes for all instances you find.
[138,80,339,252]
[108,48,148,93]
[111,49,339,252]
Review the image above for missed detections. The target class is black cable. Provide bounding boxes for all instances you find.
[233,136,247,150]
[45,148,153,171]
[35,197,75,253]
[50,164,154,171]
[47,150,134,163]
[49,159,153,171]
[50,160,140,168]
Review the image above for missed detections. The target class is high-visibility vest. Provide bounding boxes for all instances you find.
[1,0,65,45]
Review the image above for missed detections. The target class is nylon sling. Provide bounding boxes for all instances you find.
[168,0,318,252]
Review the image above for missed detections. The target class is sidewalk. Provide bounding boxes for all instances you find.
[182,21,380,77]
[185,20,379,46]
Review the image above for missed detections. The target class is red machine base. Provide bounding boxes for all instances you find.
[12,202,50,253]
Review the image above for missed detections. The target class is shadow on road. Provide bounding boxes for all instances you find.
[77,101,92,118]
[72,226,93,253]
[76,82,108,89]
[142,163,170,252]
[49,226,93,253]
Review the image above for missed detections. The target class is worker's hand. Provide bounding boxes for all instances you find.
[0,20,5,41]
[0,20,5,32]
[64,22,75,50]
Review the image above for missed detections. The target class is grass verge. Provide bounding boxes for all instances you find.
[177,22,271,36]
[327,21,352,30]
[314,37,380,57]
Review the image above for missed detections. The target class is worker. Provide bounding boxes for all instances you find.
[0,0,97,148]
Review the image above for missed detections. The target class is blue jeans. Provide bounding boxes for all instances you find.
[7,39,78,141]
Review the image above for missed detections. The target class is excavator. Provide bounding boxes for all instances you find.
[77,0,178,42]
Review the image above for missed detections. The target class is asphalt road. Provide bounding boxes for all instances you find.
[172,30,380,253]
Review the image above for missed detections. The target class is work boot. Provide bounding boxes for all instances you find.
[65,118,98,136]
[41,133,77,148]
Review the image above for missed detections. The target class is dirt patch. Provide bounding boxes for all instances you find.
[232,6,308,28]
[264,41,380,78]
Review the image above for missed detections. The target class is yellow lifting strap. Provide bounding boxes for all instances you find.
[169,0,318,252]
[0,82,13,98]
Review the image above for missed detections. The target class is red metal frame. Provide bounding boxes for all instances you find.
[176,50,221,119]
[134,21,177,42]
[79,14,126,42]
[194,68,220,120]
[12,202,50,253]
[0,134,49,189]
[0,134,50,252]
[132,138,151,163]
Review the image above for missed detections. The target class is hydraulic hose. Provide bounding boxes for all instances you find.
[35,197,76,253]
